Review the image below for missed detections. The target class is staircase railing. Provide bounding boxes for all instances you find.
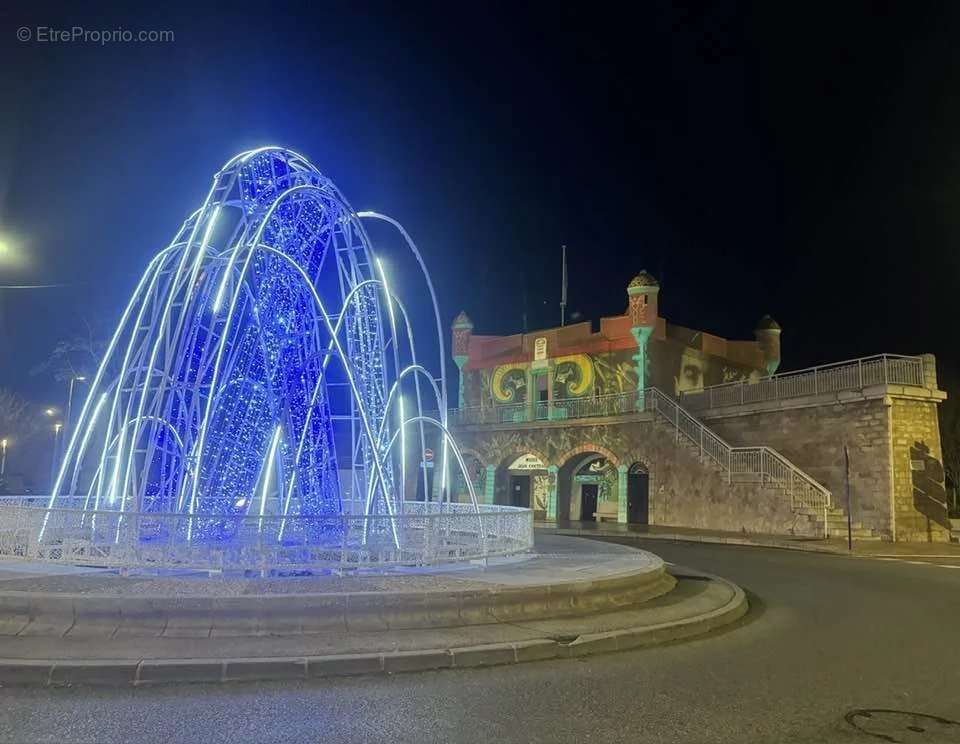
[643,389,832,531]
[678,353,925,412]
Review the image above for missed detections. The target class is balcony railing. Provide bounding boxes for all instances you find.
[678,353,925,412]
[451,391,639,426]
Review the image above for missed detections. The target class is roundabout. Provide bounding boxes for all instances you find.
[0,532,958,742]
[0,534,744,686]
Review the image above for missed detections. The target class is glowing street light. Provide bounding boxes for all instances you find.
[45,408,56,417]
[65,376,88,435]
[1,438,7,477]
[49,423,63,493]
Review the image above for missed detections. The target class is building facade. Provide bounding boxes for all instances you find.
[445,272,951,543]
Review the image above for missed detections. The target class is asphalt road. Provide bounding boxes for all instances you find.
[1,537,959,744]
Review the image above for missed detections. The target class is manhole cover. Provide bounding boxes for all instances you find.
[845,709,960,742]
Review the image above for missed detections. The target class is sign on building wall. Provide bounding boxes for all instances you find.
[508,453,547,471]
[534,337,547,361]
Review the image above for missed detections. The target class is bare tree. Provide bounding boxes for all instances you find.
[0,389,33,435]
[31,318,107,382]
[0,388,49,492]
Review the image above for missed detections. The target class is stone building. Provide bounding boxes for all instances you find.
[445,272,951,543]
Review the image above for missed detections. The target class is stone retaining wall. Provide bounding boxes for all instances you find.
[453,417,818,537]
[701,392,950,541]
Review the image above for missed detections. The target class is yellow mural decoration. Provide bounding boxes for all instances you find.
[553,354,593,397]
[492,363,528,403]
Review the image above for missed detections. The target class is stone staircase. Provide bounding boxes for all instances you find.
[647,390,884,540]
[799,506,883,541]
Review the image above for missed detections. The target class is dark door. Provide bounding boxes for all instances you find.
[627,471,649,524]
[580,483,599,521]
[510,475,530,507]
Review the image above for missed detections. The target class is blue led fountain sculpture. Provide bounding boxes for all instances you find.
[33,147,531,570]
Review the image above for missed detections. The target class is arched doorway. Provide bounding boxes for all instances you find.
[627,462,650,524]
[557,450,620,522]
[498,453,549,516]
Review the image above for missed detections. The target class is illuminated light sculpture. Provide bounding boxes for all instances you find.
[32,147,532,570]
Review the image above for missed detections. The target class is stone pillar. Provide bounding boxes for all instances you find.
[526,367,537,421]
[755,315,782,376]
[484,465,496,505]
[547,464,559,521]
[631,328,653,410]
[451,312,473,408]
[546,361,555,420]
[617,464,628,524]
[626,272,659,410]
[922,353,938,391]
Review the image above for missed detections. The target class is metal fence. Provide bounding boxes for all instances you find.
[679,354,925,411]
[452,391,637,426]
[0,502,534,572]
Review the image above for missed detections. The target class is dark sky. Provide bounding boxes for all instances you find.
[1,1,960,403]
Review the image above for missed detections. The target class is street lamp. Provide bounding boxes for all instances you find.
[45,407,56,417]
[49,423,63,494]
[1,438,7,477]
[65,375,87,435]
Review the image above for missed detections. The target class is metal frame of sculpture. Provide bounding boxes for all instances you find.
[13,147,531,571]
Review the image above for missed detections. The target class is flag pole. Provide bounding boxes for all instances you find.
[560,244,567,327]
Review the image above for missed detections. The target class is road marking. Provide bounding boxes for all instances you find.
[854,555,960,570]
[870,554,960,559]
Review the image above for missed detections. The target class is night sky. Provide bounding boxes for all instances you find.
[2,2,960,404]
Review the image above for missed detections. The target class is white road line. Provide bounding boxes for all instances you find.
[870,554,960,559]
[864,557,960,569]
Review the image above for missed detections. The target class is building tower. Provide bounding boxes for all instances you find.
[451,311,474,408]
[626,271,659,406]
[755,314,782,376]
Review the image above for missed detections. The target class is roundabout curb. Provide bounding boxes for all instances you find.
[0,572,748,687]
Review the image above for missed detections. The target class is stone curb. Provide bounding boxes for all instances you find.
[543,527,846,555]
[0,575,747,688]
[0,559,677,639]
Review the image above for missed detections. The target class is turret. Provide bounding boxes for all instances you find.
[754,314,781,376]
[626,271,659,409]
[451,311,474,407]
[626,270,659,328]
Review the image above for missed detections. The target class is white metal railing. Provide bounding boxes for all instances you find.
[643,389,832,529]
[679,354,925,411]
[452,391,638,426]
[0,502,534,572]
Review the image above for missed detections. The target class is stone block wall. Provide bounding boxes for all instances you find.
[702,393,950,541]
[703,400,893,536]
[452,417,819,537]
[890,398,950,542]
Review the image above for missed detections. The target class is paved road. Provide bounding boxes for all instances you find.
[1,537,959,744]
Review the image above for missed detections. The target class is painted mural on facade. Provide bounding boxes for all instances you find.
[463,341,760,409]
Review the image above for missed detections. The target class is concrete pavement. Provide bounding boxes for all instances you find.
[541,520,960,561]
[0,536,958,742]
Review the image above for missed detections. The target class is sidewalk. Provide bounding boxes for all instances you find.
[536,521,960,557]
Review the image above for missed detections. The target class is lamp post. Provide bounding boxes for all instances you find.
[49,422,62,494]
[65,375,87,435]
[1,438,7,477]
